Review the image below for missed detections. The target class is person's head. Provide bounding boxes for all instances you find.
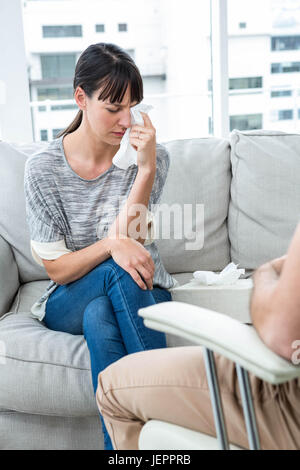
[57,43,143,144]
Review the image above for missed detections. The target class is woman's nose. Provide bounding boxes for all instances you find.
[118,110,132,129]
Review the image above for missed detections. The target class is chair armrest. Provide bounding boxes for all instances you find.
[0,235,19,318]
[138,301,300,384]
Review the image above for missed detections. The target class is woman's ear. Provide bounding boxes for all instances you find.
[74,86,87,111]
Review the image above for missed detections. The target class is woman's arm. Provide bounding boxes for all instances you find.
[108,167,156,245]
[42,237,112,285]
[108,112,157,245]
[43,235,154,290]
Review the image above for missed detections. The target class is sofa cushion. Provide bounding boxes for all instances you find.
[228,130,300,270]
[0,235,19,317]
[0,141,49,283]
[156,138,231,273]
[9,280,50,314]
[0,312,98,417]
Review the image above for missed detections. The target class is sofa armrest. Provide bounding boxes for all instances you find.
[138,301,300,384]
[0,235,19,317]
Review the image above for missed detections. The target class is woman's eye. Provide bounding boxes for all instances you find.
[107,108,119,113]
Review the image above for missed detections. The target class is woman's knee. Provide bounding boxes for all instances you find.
[94,258,142,289]
[83,296,113,332]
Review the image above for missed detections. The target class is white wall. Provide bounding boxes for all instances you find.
[0,0,33,142]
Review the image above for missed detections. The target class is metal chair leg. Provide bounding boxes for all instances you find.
[236,364,261,450]
[203,348,230,450]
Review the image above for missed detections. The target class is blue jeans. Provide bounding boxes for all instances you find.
[43,257,172,450]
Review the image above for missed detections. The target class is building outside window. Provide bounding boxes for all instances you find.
[271,90,292,97]
[22,0,213,142]
[18,0,300,140]
[40,129,48,141]
[42,25,82,38]
[208,76,263,92]
[230,113,263,131]
[227,0,300,133]
[271,62,300,74]
[229,77,263,90]
[51,104,78,111]
[278,109,293,120]
[37,87,74,101]
[118,23,128,32]
[95,24,105,32]
[41,54,76,79]
[52,128,64,139]
[271,35,300,51]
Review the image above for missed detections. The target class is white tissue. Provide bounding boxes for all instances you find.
[192,262,245,286]
[112,102,153,170]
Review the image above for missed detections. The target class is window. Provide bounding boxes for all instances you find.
[40,129,48,141]
[40,54,76,79]
[51,104,77,111]
[118,23,128,32]
[272,36,300,51]
[278,109,293,120]
[208,76,262,92]
[21,0,213,143]
[227,0,300,133]
[37,87,74,100]
[271,62,300,74]
[271,90,292,98]
[230,114,263,131]
[42,25,82,38]
[95,24,105,33]
[52,129,64,139]
[229,77,262,90]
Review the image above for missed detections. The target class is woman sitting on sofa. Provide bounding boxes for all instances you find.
[23,42,176,450]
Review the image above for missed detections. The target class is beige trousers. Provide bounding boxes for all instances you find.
[96,346,300,450]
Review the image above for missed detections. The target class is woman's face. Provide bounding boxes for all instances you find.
[78,84,138,145]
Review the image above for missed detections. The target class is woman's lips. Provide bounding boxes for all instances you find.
[112,132,125,137]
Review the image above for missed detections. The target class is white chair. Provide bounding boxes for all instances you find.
[137,301,300,450]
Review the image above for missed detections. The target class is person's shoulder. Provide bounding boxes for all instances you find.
[25,138,62,178]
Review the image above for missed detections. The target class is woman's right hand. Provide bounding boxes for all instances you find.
[106,236,155,290]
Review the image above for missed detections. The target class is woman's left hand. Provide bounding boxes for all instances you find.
[129,112,156,171]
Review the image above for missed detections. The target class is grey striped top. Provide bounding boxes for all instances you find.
[24,134,177,321]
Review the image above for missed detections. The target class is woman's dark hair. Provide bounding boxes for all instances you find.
[57,43,143,138]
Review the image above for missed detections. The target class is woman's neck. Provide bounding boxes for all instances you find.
[65,123,120,166]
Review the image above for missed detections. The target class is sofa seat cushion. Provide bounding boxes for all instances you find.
[0,312,98,417]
